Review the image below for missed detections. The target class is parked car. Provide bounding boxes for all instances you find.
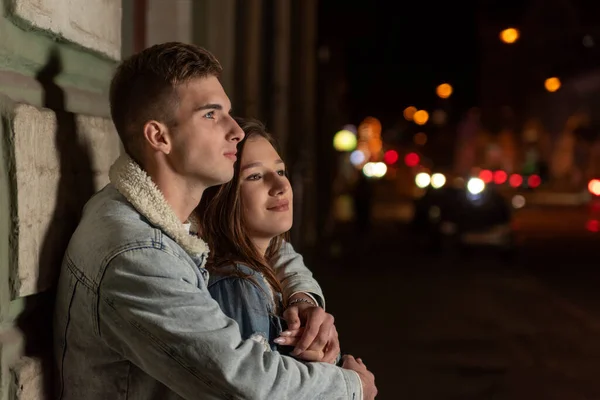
[411,177,515,258]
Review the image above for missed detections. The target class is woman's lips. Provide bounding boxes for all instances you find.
[267,200,289,212]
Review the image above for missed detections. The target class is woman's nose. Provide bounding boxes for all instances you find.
[270,175,289,196]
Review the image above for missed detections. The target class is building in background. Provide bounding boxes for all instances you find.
[476,0,600,186]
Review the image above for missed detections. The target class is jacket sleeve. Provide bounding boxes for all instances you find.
[208,276,272,346]
[98,247,361,400]
[272,241,325,308]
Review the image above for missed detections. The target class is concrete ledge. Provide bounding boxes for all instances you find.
[8,0,121,61]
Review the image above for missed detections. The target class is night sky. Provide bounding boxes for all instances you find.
[319,1,481,127]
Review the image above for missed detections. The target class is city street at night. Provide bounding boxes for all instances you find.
[316,204,600,399]
[6,0,600,398]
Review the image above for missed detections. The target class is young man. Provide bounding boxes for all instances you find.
[53,42,377,399]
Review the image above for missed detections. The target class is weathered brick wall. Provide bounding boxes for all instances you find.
[0,0,122,398]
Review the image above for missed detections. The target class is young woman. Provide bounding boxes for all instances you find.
[198,118,334,362]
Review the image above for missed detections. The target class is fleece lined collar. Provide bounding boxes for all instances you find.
[109,154,209,260]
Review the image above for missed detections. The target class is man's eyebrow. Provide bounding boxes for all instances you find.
[193,103,223,111]
[241,159,284,171]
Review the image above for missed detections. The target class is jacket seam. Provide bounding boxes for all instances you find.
[125,361,131,400]
[57,279,78,400]
[95,229,188,284]
[65,235,188,294]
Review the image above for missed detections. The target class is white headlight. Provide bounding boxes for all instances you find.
[431,173,446,189]
[415,172,431,188]
[467,177,485,195]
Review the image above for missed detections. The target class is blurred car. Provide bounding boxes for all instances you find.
[411,176,515,257]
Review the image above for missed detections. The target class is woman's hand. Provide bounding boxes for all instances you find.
[282,298,341,363]
[274,328,339,363]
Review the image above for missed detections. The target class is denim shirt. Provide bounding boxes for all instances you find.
[53,154,362,400]
[208,264,289,353]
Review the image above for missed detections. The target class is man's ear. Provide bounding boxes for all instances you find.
[143,120,172,155]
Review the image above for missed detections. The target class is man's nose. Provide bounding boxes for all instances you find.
[227,117,245,142]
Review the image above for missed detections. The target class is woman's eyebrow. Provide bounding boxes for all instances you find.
[241,162,262,171]
[241,159,284,171]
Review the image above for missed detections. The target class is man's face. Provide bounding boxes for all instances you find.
[168,76,244,188]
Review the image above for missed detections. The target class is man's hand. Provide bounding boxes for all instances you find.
[277,294,340,363]
[342,355,377,399]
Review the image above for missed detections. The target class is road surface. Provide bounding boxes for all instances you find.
[313,204,600,399]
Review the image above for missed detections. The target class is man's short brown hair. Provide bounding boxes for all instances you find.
[110,42,223,163]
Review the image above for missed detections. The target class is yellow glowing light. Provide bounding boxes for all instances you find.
[500,28,520,44]
[544,77,561,92]
[436,83,453,99]
[413,110,429,126]
[333,129,357,152]
[403,106,417,121]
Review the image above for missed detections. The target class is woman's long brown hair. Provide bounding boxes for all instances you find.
[196,118,287,295]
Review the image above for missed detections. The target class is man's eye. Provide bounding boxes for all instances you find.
[204,111,215,119]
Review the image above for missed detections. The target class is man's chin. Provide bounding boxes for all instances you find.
[206,173,234,188]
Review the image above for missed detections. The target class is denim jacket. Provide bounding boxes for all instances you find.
[53,154,362,400]
[208,264,288,353]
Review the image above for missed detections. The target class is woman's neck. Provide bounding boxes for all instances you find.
[252,237,272,258]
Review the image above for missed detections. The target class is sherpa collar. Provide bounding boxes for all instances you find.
[109,154,210,259]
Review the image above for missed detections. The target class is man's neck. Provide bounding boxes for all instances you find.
[149,166,205,224]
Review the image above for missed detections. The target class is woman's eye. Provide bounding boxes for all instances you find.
[277,170,286,176]
[247,173,261,181]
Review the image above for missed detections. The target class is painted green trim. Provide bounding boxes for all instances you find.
[0,0,117,96]
[6,297,24,323]
[0,95,16,323]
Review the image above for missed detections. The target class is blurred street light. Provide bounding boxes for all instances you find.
[467,178,485,195]
[383,150,399,165]
[500,28,520,44]
[349,150,366,166]
[403,106,417,121]
[415,172,431,188]
[363,162,387,178]
[544,77,561,92]
[431,173,446,189]
[413,110,429,125]
[436,83,453,99]
[333,129,357,151]
[404,152,420,167]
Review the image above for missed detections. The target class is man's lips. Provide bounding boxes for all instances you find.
[224,151,237,160]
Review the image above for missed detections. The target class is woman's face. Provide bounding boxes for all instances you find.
[238,136,293,248]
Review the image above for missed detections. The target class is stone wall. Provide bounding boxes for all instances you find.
[0,0,122,398]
